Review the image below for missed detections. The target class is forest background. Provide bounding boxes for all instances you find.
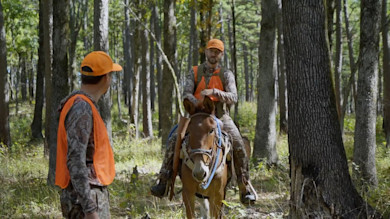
[0,0,390,218]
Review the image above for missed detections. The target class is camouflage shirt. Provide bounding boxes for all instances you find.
[183,62,238,117]
[58,90,102,214]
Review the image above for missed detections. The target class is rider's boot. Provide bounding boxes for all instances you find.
[234,145,257,204]
[150,134,176,198]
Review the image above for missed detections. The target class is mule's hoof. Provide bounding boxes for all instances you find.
[150,182,168,198]
[240,193,256,205]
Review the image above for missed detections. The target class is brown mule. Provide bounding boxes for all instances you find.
[178,96,231,218]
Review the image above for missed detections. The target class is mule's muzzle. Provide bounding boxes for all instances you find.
[192,160,209,183]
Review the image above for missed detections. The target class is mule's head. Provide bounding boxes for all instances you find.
[183,96,218,183]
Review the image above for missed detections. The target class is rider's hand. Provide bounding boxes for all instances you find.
[201,89,214,97]
[85,212,99,219]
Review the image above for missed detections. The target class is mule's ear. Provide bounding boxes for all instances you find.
[203,96,215,114]
[183,98,196,115]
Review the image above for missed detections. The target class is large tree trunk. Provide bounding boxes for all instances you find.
[277,0,287,134]
[353,0,381,188]
[94,0,112,140]
[31,0,45,139]
[43,0,53,157]
[0,0,11,148]
[48,0,70,186]
[161,0,176,147]
[141,3,153,138]
[382,0,390,148]
[283,0,380,217]
[253,0,278,165]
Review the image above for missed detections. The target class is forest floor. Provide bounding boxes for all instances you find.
[1,101,389,218]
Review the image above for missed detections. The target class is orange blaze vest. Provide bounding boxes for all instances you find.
[193,65,224,102]
[55,94,115,189]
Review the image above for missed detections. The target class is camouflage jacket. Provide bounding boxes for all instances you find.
[58,90,102,214]
[183,62,238,117]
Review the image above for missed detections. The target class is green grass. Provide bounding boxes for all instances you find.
[1,101,390,218]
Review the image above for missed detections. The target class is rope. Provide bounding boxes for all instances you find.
[166,124,178,148]
[201,115,222,190]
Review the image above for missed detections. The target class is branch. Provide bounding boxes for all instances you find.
[127,6,184,117]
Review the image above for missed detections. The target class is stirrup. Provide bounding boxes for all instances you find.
[150,179,170,198]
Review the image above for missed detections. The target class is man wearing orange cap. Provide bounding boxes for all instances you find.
[151,39,257,204]
[56,51,122,218]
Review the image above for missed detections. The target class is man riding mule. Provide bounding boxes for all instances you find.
[151,39,257,204]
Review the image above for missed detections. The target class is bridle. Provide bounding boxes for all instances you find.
[185,112,223,189]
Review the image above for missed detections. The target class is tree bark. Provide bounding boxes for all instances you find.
[94,0,112,140]
[31,0,45,139]
[150,8,155,112]
[253,0,278,165]
[340,0,358,132]
[382,0,390,148]
[231,0,239,123]
[43,0,53,157]
[131,2,142,139]
[48,0,70,186]
[353,0,381,188]
[243,42,249,102]
[334,0,343,124]
[0,0,11,147]
[141,3,153,138]
[283,0,380,217]
[153,1,163,136]
[277,0,287,134]
[161,0,176,147]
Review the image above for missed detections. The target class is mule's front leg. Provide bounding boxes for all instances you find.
[182,189,196,219]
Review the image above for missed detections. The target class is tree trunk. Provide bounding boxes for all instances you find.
[69,0,84,91]
[94,0,112,141]
[243,42,249,102]
[0,0,11,147]
[340,0,358,132]
[131,2,141,139]
[141,3,153,138]
[253,0,278,165]
[43,0,53,157]
[231,0,239,123]
[21,55,27,101]
[83,0,89,51]
[382,0,390,148]
[353,0,381,188]
[154,1,163,136]
[150,9,155,112]
[277,0,287,134]
[191,0,199,67]
[31,0,45,139]
[283,0,379,217]
[48,0,70,186]
[219,1,228,69]
[123,0,133,116]
[161,0,176,147]
[334,0,342,124]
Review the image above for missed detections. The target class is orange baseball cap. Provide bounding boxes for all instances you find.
[80,51,122,76]
[206,39,224,52]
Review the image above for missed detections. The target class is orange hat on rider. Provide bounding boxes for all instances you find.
[80,51,122,76]
[206,39,224,52]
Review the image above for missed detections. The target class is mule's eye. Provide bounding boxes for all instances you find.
[209,129,214,134]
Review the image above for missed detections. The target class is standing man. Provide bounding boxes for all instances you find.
[55,51,122,218]
[151,39,257,204]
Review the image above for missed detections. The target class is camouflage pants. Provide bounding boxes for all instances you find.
[158,114,249,182]
[60,186,110,219]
